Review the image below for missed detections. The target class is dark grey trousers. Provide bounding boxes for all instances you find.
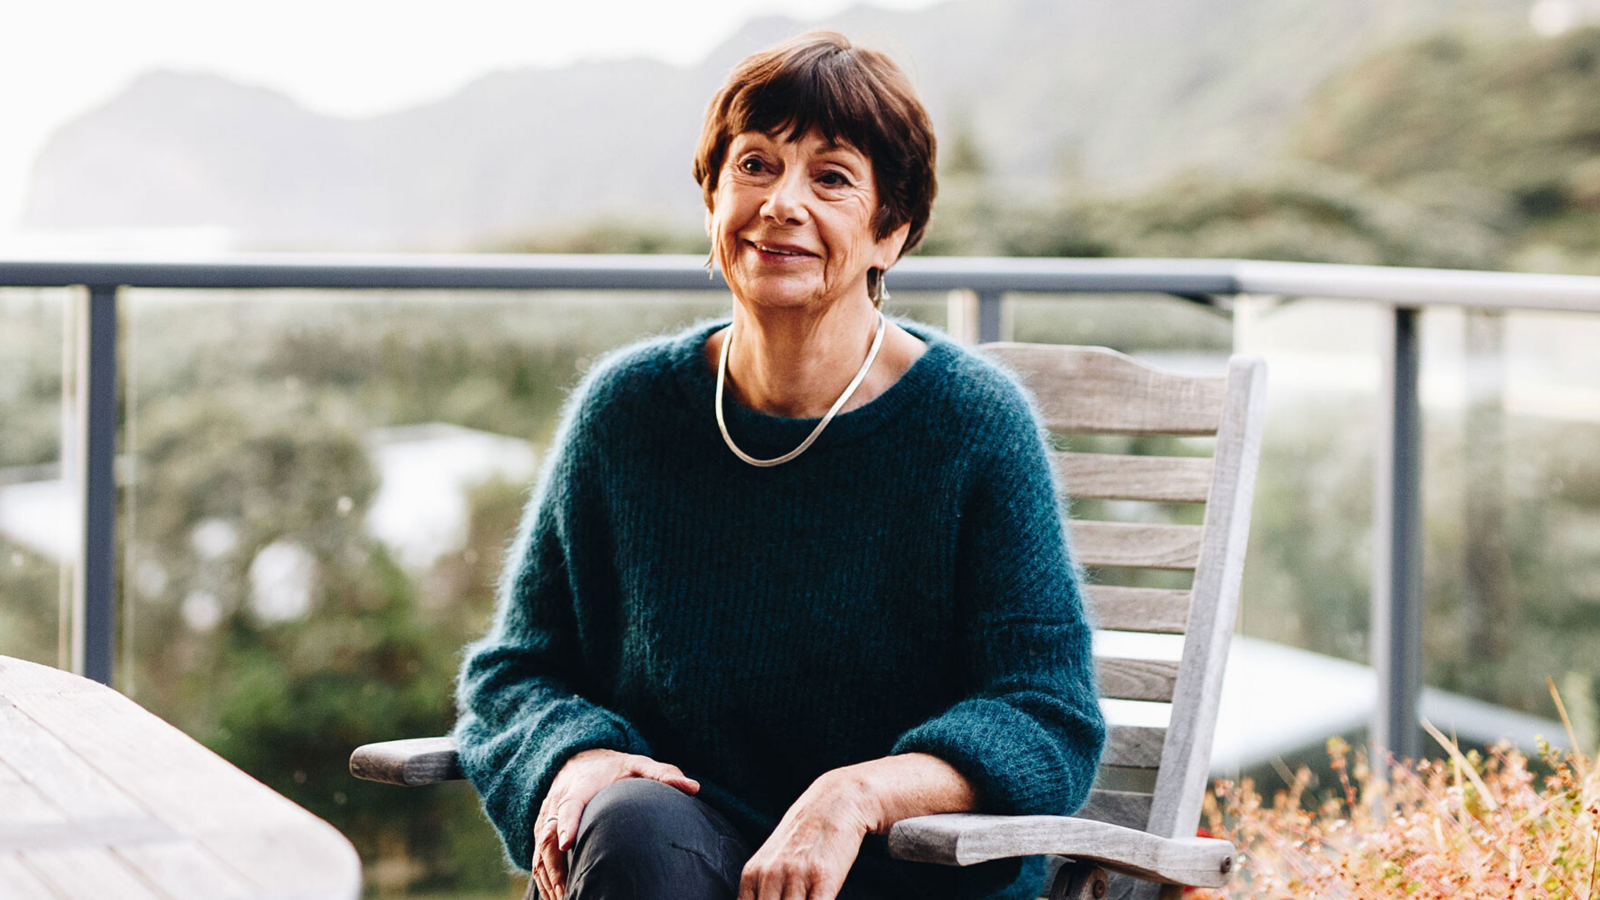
[561,777,888,900]
[562,777,750,900]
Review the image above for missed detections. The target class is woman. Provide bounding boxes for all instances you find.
[453,31,1105,900]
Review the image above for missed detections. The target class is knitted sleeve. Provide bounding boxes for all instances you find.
[451,388,653,871]
[889,380,1106,818]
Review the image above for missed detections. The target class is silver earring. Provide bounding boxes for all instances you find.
[869,268,889,307]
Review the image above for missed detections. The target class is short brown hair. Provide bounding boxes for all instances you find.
[693,31,938,258]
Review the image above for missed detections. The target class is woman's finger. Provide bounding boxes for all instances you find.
[755,866,787,900]
[534,841,558,900]
[780,871,808,900]
[538,814,567,898]
[647,763,700,793]
[538,854,560,900]
[529,858,549,900]
[810,869,847,900]
[531,792,556,899]
[555,792,582,851]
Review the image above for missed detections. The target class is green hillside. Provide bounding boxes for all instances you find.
[1297,25,1600,270]
[913,24,1600,274]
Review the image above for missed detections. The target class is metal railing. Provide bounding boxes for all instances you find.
[5,251,1600,771]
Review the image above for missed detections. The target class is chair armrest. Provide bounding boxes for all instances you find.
[350,737,464,786]
[887,813,1235,888]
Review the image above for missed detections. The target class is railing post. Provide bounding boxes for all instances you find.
[946,289,979,344]
[977,290,1005,343]
[73,284,119,686]
[1372,305,1422,771]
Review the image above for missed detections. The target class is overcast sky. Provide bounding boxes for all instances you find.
[0,0,940,240]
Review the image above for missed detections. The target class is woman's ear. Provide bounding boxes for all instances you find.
[873,221,912,271]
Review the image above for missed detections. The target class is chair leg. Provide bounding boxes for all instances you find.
[1048,861,1109,900]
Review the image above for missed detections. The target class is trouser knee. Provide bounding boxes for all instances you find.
[565,777,746,900]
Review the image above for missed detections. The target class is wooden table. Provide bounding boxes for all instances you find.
[0,655,361,899]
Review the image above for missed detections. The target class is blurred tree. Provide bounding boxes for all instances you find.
[0,538,59,665]
[123,388,507,893]
[0,292,64,470]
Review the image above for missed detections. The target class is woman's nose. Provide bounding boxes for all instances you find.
[760,170,809,224]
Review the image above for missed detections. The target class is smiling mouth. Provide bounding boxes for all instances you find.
[749,240,815,258]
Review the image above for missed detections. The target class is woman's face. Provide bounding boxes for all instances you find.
[708,128,908,312]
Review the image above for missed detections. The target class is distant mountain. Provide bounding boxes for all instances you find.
[22,0,1530,250]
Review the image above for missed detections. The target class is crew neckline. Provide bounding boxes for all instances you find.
[670,317,957,456]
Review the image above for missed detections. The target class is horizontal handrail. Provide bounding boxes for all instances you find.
[2,254,1600,314]
[1232,260,1600,314]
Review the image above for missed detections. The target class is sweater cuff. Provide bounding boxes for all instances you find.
[889,698,1093,818]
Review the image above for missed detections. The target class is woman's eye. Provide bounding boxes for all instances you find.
[739,157,767,174]
[818,171,850,187]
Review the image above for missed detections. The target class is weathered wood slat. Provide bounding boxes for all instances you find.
[15,692,356,892]
[1097,658,1179,703]
[0,704,146,822]
[1076,790,1153,831]
[1086,587,1191,634]
[350,737,464,786]
[116,842,257,900]
[198,827,356,897]
[1146,356,1267,844]
[21,847,168,900]
[1102,725,1166,770]
[886,813,1235,887]
[0,658,96,695]
[1072,522,1202,570]
[1054,453,1214,503]
[1091,766,1159,797]
[982,344,1227,436]
[3,658,362,899]
[0,853,58,900]
[0,818,179,852]
[0,758,71,829]
[10,691,308,835]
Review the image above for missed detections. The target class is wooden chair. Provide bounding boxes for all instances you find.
[351,344,1268,900]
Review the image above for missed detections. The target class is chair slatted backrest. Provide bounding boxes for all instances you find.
[977,344,1267,844]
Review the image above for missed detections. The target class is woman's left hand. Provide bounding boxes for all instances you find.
[738,768,878,900]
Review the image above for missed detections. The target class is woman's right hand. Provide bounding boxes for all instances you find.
[528,748,701,900]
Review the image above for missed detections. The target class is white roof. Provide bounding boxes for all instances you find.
[364,423,537,571]
[1097,632,1571,774]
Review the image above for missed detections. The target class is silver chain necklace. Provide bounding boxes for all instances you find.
[715,311,887,467]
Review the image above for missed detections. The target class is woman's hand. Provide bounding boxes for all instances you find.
[738,768,878,900]
[740,753,978,900]
[528,748,700,900]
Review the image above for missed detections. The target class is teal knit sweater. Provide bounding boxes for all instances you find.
[453,319,1106,900]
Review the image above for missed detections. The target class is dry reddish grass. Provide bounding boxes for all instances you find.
[1192,680,1600,899]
